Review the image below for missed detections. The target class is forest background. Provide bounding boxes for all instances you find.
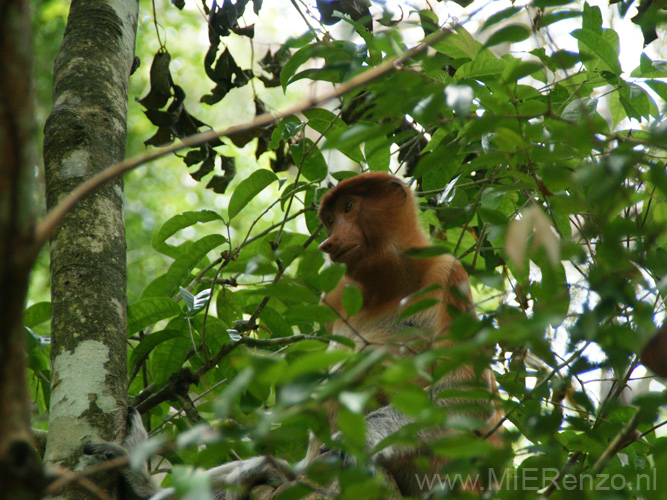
[1,0,667,498]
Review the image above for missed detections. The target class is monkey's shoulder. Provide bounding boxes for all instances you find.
[419,254,470,296]
[425,253,467,280]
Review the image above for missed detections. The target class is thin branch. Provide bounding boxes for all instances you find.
[483,344,589,439]
[196,333,326,379]
[240,179,321,250]
[590,410,641,474]
[290,0,320,40]
[242,205,314,248]
[46,464,120,500]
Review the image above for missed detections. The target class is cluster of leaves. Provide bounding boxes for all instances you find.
[29,0,667,498]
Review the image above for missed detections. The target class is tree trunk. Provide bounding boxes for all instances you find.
[0,0,46,498]
[43,0,139,497]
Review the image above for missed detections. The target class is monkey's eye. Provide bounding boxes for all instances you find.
[326,218,334,227]
[344,201,354,213]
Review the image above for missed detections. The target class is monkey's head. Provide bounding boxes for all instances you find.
[317,172,429,272]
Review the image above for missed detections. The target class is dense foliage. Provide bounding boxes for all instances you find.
[28,0,667,498]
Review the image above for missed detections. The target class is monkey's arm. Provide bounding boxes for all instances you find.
[83,407,160,500]
[84,408,297,500]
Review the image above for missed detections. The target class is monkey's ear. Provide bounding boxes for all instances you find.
[389,179,408,199]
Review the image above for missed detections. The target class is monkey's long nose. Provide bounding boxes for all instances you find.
[319,238,335,254]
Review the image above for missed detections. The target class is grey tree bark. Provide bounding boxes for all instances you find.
[43,0,139,497]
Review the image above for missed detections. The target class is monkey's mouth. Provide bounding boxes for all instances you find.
[334,245,358,261]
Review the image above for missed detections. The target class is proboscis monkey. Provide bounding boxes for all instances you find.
[310,172,503,494]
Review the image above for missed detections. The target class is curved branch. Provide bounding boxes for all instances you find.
[32,26,455,254]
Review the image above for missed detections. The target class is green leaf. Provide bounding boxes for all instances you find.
[24,302,51,328]
[281,44,321,90]
[342,285,363,317]
[191,315,231,356]
[302,108,339,132]
[582,2,602,33]
[621,84,651,121]
[216,288,243,326]
[647,80,667,102]
[534,10,581,29]
[547,49,581,70]
[430,433,498,458]
[609,82,653,127]
[180,286,196,313]
[561,97,597,122]
[398,297,440,321]
[481,7,522,31]
[151,337,190,385]
[163,234,226,296]
[413,142,459,183]
[228,169,278,220]
[214,367,255,418]
[390,385,431,416]
[152,210,222,249]
[364,135,390,172]
[322,123,386,156]
[319,263,346,293]
[494,127,528,151]
[251,281,319,304]
[290,139,328,181]
[140,274,170,300]
[455,49,507,78]
[418,10,440,35]
[276,243,307,268]
[277,350,351,382]
[129,329,182,368]
[175,425,220,449]
[533,0,577,7]
[432,26,478,60]
[337,406,366,453]
[290,67,345,85]
[502,60,543,83]
[631,53,667,78]
[304,108,364,162]
[127,298,182,336]
[319,125,373,161]
[484,25,531,48]
[571,28,621,75]
[297,248,325,278]
[284,304,338,324]
[259,306,293,338]
[269,116,304,149]
[281,41,359,90]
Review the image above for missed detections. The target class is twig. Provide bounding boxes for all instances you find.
[483,344,588,439]
[46,463,122,500]
[590,410,640,474]
[196,333,326,379]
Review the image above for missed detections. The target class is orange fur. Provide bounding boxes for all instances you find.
[315,172,503,495]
